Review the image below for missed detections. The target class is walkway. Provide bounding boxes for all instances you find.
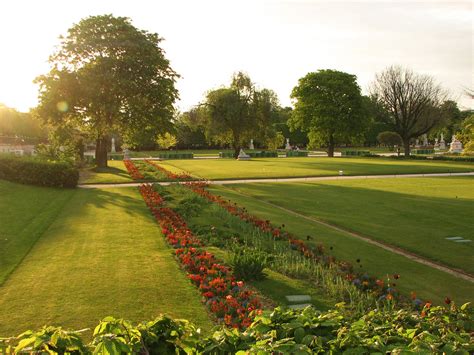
[78,171,474,189]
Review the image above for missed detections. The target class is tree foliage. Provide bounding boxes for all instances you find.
[370,66,448,156]
[202,72,279,157]
[34,15,179,167]
[289,70,367,156]
[0,104,47,144]
[377,131,402,149]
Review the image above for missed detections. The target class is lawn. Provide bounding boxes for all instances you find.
[0,184,212,337]
[79,160,134,184]
[0,181,75,285]
[160,156,474,180]
[220,177,474,274]
[204,183,474,305]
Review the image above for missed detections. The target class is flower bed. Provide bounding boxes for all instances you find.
[139,183,261,328]
[123,160,144,180]
[144,160,193,180]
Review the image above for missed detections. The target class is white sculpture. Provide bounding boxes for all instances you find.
[238,148,251,160]
[449,135,463,153]
[422,134,428,147]
[249,139,254,150]
[285,138,291,150]
[111,137,116,153]
[439,133,446,150]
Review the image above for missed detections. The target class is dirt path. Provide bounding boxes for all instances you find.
[78,171,474,189]
[225,185,474,284]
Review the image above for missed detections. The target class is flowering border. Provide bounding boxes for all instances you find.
[123,160,144,180]
[144,160,194,181]
[139,183,261,329]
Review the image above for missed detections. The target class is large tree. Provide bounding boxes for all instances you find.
[289,70,367,156]
[370,66,448,156]
[203,72,279,157]
[35,15,179,167]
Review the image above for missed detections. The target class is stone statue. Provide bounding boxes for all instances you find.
[422,134,428,147]
[249,139,254,150]
[439,133,446,150]
[111,137,116,153]
[238,148,251,160]
[285,138,291,150]
[449,135,463,153]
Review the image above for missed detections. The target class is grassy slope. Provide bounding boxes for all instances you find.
[222,177,474,274]
[208,184,474,305]
[161,157,474,180]
[0,186,212,336]
[0,180,75,285]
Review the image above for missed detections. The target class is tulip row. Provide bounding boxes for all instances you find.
[139,183,261,328]
[123,160,144,180]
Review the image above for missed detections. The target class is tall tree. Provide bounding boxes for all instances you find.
[203,72,279,158]
[370,66,448,156]
[35,15,179,167]
[289,70,367,156]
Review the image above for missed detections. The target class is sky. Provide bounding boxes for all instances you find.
[0,0,472,113]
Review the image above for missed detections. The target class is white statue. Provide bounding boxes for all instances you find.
[449,135,463,153]
[285,138,291,150]
[422,134,428,147]
[238,148,251,160]
[249,139,254,150]
[111,137,116,153]
[439,133,446,150]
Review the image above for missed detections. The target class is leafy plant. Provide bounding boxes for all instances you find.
[230,246,268,281]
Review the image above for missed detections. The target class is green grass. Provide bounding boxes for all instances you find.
[206,183,474,305]
[222,177,474,274]
[0,185,212,337]
[79,160,134,184]
[0,181,75,285]
[160,156,474,180]
[130,149,233,157]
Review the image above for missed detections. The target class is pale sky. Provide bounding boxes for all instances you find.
[0,0,472,113]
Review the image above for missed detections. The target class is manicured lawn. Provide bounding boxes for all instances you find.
[161,157,474,180]
[79,160,134,184]
[206,184,474,305]
[0,181,75,285]
[0,185,212,337]
[221,177,474,274]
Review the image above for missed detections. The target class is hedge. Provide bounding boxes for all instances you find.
[219,151,278,158]
[0,156,78,188]
[386,155,474,162]
[411,149,435,155]
[286,150,309,157]
[157,152,193,159]
[341,150,371,157]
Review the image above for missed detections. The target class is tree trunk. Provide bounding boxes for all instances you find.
[327,134,335,157]
[234,145,240,159]
[95,137,108,168]
[403,139,411,157]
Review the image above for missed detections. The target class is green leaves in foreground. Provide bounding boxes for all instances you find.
[1,304,472,354]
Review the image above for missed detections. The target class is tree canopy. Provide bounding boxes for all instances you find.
[34,14,179,167]
[289,70,367,156]
[370,66,448,156]
[202,72,279,157]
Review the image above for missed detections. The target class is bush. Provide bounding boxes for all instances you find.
[230,247,268,281]
[0,155,78,188]
[157,152,193,159]
[411,149,434,155]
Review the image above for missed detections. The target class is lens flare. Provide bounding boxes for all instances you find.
[56,101,69,112]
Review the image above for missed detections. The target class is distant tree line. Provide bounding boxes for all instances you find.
[2,14,470,166]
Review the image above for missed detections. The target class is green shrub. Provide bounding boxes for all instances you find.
[411,149,434,155]
[286,150,308,157]
[0,155,78,188]
[341,150,371,157]
[230,247,268,281]
[157,152,193,159]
